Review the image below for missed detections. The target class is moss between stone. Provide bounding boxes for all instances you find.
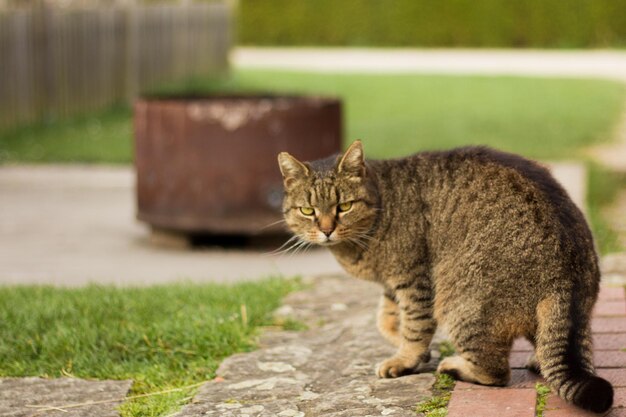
[535,382,551,417]
[416,373,456,417]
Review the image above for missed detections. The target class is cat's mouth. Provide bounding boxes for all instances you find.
[312,231,341,246]
[317,239,340,246]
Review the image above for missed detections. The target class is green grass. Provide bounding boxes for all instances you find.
[163,71,625,160]
[0,106,132,164]
[588,163,626,254]
[0,278,300,417]
[1,70,624,163]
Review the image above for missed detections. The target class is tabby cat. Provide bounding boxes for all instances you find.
[277,141,613,413]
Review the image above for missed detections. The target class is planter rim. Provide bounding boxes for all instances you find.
[136,93,341,105]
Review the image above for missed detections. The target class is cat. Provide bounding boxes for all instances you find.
[277,140,613,413]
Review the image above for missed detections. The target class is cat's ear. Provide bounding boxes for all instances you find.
[278,152,309,188]
[337,140,365,178]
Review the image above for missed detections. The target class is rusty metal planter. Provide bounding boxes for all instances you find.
[134,95,342,235]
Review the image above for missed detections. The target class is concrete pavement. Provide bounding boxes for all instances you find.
[0,165,342,286]
[233,48,626,82]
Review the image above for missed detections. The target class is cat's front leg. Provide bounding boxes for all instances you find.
[377,276,435,378]
[376,289,402,347]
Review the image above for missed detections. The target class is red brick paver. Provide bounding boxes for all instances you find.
[543,389,626,416]
[616,387,626,407]
[594,301,626,317]
[594,350,626,368]
[447,388,536,417]
[454,370,542,391]
[599,287,626,302]
[446,286,626,417]
[594,333,626,350]
[598,368,626,387]
[544,394,606,416]
[592,317,626,333]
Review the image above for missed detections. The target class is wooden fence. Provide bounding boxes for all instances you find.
[0,3,231,131]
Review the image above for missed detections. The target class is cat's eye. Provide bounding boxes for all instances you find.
[338,202,353,212]
[300,207,315,216]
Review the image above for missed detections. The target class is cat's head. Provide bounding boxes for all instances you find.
[277,140,379,247]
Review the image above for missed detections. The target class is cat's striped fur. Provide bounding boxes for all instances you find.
[278,141,613,413]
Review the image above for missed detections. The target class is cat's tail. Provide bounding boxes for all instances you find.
[535,294,613,413]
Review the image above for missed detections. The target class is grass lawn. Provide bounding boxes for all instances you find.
[0,278,300,417]
[173,71,625,161]
[0,106,131,164]
[588,164,626,254]
[0,70,624,163]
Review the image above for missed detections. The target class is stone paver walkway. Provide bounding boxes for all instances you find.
[0,377,132,417]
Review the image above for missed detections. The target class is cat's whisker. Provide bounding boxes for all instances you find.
[346,236,368,250]
[288,239,312,257]
[298,241,314,255]
[354,234,372,245]
[267,245,297,257]
[260,218,287,231]
[350,230,378,246]
[347,229,377,243]
[267,235,312,257]
[284,231,320,256]
[265,235,299,256]
[351,231,376,241]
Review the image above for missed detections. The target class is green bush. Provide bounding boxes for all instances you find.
[238,0,626,48]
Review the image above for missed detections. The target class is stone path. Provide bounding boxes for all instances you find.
[176,275,441,417]
[0,377,132,417]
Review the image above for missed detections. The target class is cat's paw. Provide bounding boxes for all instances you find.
[437,355,509,386]
[437,356,465,380]
[376,355,420,378]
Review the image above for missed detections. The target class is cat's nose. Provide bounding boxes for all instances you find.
[318,216,335,237]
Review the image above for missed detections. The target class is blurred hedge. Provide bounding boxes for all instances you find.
[238,0,626,48]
